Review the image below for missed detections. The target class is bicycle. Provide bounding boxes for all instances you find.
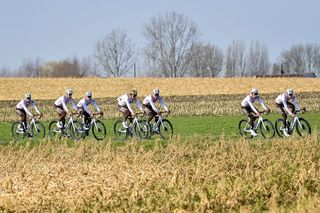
[239,111,275,139]
[80,112,106,140]
[12,114,45,141]
[113,112,149,141]
[275,108,311,138]
[148,111,173,140]
[48,112,83,141]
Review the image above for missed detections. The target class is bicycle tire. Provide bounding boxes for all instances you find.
[259,119,275,139]
[114,120,128,141]
[92,120,107,140]
[296,117,311,137]
[238,119,253,139]
[69,121,83,141]
[31,121,46,139]
[11,122,26,141]
[159,119,173,140]
[134,119,149,139]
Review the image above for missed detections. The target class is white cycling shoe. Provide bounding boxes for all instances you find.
[250,129,258,137]
[122,121,129,129]
[282,129,290,137]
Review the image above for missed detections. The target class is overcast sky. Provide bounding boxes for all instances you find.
[1,0,319,69]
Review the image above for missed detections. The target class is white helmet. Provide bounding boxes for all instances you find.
[287,89,294,95]
[153,88,160,95]
[85,91,92,97]
[25,93,32,99]
[65,89,73,95]
[251,88,258,95]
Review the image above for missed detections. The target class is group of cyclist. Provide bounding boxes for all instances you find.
[16,85,300,138]
[241,88,301,137]
[15,88,170,134]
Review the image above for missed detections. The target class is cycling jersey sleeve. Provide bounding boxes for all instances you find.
[32,101,41,114]
[92,99,101,112]
[62,101,69,112]
[135,99,143,111]
[283,100,293,115]
[159,96,169,112]
[83,102,91,114]
[149,96,159,112]
[292,96,300,111]
[257,97,267,111]
[248,101,259,114]
[125,98,134,113]
[71,99,78,111]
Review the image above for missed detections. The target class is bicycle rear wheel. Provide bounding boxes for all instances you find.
[238,119,253,139]
[296,118,311,137]
[275,118,285,138]
[92,120,107,140]
[11,122,26,140]
[48,121,62,139]
[114,120,128,141]
[134,119,149,139]
[259,119,275,139]
[31,121,46,139]
[159,119,173,140]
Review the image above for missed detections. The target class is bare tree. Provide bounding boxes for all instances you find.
[143,12,200,77]
[188,42,223,77]
[280,43,320,75]
[247,41,270,76]
[18,58,43,77]
[94,29,135,77]
[225,40,247,77]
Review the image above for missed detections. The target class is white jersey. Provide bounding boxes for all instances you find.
[54,95,78,112]
[143,95,168,113]
[16,99,41,116]
[77,97,100,114]
[275,93,300,114]
[241,95,267,114]
[117,94,142,113]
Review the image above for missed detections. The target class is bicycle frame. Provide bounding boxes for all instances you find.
[288,113,303,131]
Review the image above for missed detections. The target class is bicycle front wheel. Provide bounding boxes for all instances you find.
[92,120,107,140]
[31,121,46,139]
[69,121,83,141]
[134,119,149,139]
[114,120,128,141]
[259,119,275,139]
[296,118,311,137]
[12,122,26,141]
[238,119,253,139]
[159,119,173,140]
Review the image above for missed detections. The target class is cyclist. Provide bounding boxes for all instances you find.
[241,88,270,137]
[275,89,301,137]
[77,91,102,130]
[54,89,78,130]
[142,88,170,125]
[16,93,42,133]
[117,89,143,128]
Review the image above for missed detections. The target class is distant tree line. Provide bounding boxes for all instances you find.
[1,12,320,77]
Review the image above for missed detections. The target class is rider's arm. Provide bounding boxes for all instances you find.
[70,99,78,111]
[292,96,301,111]
[32,101,41,114]
[257,98,267,111]
[283,100,293,115]
[159,96,169,112]
[83,102,91,115]
[135,99,143,111]
[92,99,101,112]
[248,101,259,115]
[125,98,135,114]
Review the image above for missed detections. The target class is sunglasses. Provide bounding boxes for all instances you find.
[27,97,31,100]
[253,93,258,96]
[155,93,159,96]
[87,96,92,99]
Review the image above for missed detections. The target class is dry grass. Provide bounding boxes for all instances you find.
[1,77,320,100]
[0,136,320,212]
